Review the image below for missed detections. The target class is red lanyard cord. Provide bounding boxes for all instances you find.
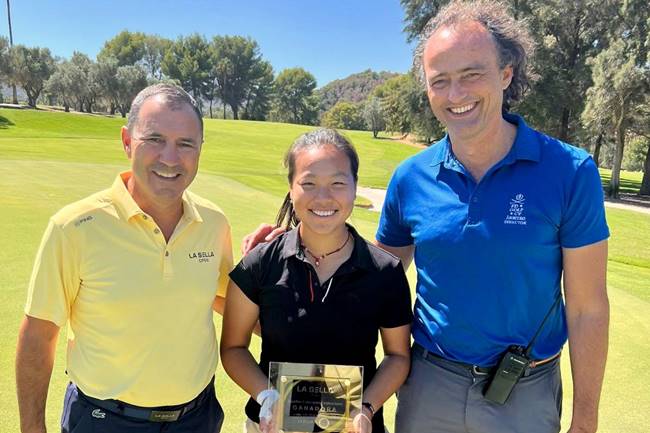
[307,269,334,303]
[308,269,315,303]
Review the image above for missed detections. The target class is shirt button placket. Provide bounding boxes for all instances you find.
[145,219,170,276]
[468,193,480,225]
[163,248,173,277]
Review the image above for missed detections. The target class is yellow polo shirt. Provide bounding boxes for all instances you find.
[25,172,233,406]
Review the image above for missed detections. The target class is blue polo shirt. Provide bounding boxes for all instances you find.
[377,113,609,366]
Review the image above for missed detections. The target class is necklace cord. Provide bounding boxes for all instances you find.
[302,232,351,267]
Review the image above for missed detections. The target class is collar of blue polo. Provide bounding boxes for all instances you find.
[430,112,541,168]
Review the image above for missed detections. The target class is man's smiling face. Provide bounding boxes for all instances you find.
[122,94,203,211]
[423,21,513,142]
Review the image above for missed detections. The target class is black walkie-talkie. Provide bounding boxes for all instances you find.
[483,294,562,405]
[483,347,529,404]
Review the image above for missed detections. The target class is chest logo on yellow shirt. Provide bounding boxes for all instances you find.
[188,250,215,263]
[504,193,527,226]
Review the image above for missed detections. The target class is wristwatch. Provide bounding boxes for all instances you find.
[361,401,375,418]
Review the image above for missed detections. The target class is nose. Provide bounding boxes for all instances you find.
[158,141,181,166]
[447,79,467,104]
[315,185,333,200]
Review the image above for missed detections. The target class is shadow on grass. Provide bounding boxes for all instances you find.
[374,136,406,141]
[0,115,15,129]
[374,134,431,148]
[600,172,642,194]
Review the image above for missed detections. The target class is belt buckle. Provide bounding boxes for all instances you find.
[472,365,489,376]
[149,409,181,422]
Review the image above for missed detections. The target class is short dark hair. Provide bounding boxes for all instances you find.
[275,128,359,230]
[413,0,535,109]
[127,83,203,135]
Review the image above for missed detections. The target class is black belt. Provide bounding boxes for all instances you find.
[76,378,213,422]
[413,343,560,376]
[413,343,492,374]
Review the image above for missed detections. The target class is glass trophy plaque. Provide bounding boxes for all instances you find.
[269,362,363,433]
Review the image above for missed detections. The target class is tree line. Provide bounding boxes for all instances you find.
[0,0,649,197]
[0,32,318,123]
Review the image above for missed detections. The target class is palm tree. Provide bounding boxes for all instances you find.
[6,0,17,104]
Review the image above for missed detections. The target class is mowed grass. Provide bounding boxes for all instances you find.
[0,109,416,194]
[1,109,650,432]
[599,169,645,194]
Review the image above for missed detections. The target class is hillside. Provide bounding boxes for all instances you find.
[316,69,399,112]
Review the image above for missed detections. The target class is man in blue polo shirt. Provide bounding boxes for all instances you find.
[376,2,609,433]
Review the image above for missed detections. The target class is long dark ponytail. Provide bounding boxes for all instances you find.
[275,192,299,230]
[274,128,359,230]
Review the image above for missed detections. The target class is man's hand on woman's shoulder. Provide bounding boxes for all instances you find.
[241,224,286,255]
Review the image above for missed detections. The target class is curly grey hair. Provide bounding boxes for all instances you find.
[413,0,535,109]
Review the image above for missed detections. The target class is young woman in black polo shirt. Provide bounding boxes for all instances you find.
[221,128,412,433]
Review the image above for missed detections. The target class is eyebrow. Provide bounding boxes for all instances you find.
[429,63,488,80]
[459,64,487,73]
[138,131,162,137]
[138,132,197,143]
[300,172,350,178]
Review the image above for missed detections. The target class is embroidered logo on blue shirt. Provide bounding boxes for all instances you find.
[504,193,527,225]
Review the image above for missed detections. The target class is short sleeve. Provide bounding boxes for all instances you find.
[25,220,80,327]
[229,245,263,305]
[559,157,610,248]
[376,170,414,247]
[216,221,234,298]
[379,263,413,328]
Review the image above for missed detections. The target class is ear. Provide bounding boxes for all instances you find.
[121,126,132,159]
[501,65,514,90]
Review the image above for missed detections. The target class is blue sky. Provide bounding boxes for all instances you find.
[3,0,415,87]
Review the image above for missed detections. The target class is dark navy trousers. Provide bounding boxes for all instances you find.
[61,381,224,433]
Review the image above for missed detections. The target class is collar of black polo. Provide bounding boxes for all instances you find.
[280,223,376,272]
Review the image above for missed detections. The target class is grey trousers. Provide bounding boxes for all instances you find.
[395,348,562,433]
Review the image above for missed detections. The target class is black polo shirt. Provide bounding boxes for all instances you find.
[229,225,412,432]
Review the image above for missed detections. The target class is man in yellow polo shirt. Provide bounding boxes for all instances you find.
[16,83,232,433]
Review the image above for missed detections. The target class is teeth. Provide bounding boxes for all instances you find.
[312,210,335,217]
[450,103,476,114]
[154,171,178,178]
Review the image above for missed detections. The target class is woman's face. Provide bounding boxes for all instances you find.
[290,145,356,238]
